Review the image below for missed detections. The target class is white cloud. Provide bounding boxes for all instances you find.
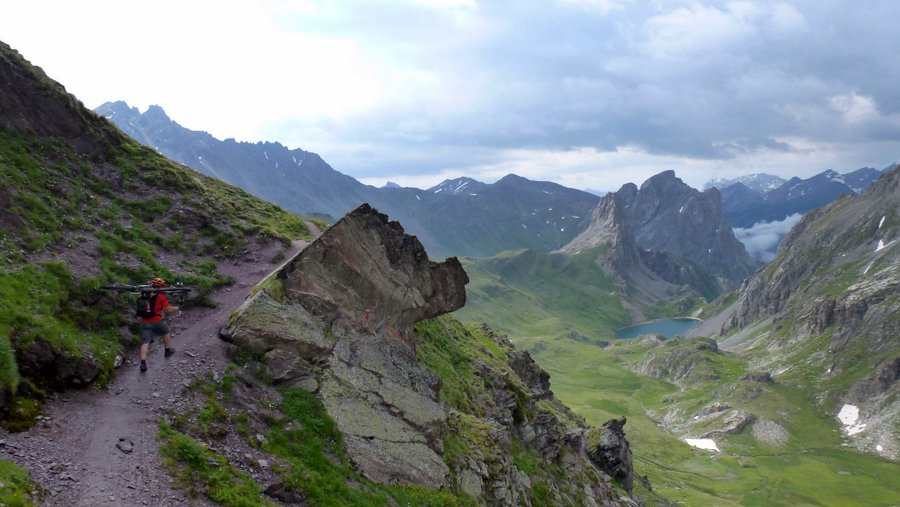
[733,213,804,261]
[829,92,879,123]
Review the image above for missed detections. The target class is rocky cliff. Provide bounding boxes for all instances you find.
[721,165,900,458]
[621,171,758,286]
[559,171,753,315]
[223,204,638,505]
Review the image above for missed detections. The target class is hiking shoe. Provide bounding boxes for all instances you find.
[140,360,147,372]
[164,348,176,358]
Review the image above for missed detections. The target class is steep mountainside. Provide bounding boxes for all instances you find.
[97,102,601,258]
[620,171,758,284]
[0,40,311,426]
[558,170,756,310]
[96,101,371,220]
[720,165,899,457]
[221,205,641,506]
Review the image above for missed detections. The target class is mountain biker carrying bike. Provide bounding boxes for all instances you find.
[138,277,179,372]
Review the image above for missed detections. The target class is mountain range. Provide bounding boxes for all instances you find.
[4,35,898,507]
[96,101,600,259]
[708,168,884,229]
[0,40,644,506]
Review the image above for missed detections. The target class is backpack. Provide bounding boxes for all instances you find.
[136,292,160,319]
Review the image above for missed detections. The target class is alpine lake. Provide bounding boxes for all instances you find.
[615,317,702,339]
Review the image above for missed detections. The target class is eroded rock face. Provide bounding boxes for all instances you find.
[278,203,468,345]
[223,204,467,489]
[587,418,634,493]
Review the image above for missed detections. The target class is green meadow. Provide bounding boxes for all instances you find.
[456,251,900,506]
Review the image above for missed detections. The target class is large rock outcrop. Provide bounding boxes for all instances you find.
[622,171,757,285]
[223,204,638,505]
[224,204,467,488]
[586,418,634,493]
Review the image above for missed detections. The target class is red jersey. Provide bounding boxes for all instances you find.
[141,293,170,323]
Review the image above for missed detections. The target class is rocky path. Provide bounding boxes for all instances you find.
[0,238,308,507]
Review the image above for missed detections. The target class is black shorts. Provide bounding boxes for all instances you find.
[140,320,170,344]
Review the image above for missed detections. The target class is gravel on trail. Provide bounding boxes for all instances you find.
[1,238,308,507]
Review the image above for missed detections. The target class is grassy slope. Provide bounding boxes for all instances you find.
[0,459,38,506]
[0,125,312,427]
[460,247,629,344]
[456,250,900,506]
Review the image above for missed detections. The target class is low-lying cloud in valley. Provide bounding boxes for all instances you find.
[734,213,804,261]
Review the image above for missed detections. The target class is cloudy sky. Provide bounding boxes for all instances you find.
[3,0,899,191]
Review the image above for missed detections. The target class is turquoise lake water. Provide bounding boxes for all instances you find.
[615,317,702,339]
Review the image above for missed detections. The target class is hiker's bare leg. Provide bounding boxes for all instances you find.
[163,333,172,349]
[140,343,149,361]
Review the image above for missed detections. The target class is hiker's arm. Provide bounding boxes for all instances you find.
[163,304,180,314]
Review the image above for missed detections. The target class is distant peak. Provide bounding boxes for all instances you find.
[144,104,171,121]
[642,170,685,190]
[496,173,527,184]
[656,169,677,179]
[428,176,485,194]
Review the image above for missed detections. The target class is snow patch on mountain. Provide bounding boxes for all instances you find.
[684,438,719,452]
[837,404,866,435]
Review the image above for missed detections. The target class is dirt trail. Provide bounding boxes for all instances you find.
[1,238,308,507]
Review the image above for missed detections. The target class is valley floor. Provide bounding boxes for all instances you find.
[514,336,900,507]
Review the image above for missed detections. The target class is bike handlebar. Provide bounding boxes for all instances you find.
[100,283,193,295]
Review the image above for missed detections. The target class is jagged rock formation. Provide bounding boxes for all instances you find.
[223,204,637,505]
[559,171,756,314]
[586,418,634,493]
[224,204,466,488]
[619,171,758,286]
[720,166,900,458]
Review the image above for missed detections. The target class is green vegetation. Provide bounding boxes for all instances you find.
[159,423,273,507]
[163,373,474,507]
[0,263,120,388]
[415,317,527,416]
[0,459,39,506]
[511,335,900,506]
[0,121,313,428]
[459,247,628,344]
[454,245,900,506]
[265,388,471,507]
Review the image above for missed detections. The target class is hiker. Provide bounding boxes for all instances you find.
[138,277,179,372]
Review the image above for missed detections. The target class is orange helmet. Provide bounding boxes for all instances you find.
[151,277,166,287]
